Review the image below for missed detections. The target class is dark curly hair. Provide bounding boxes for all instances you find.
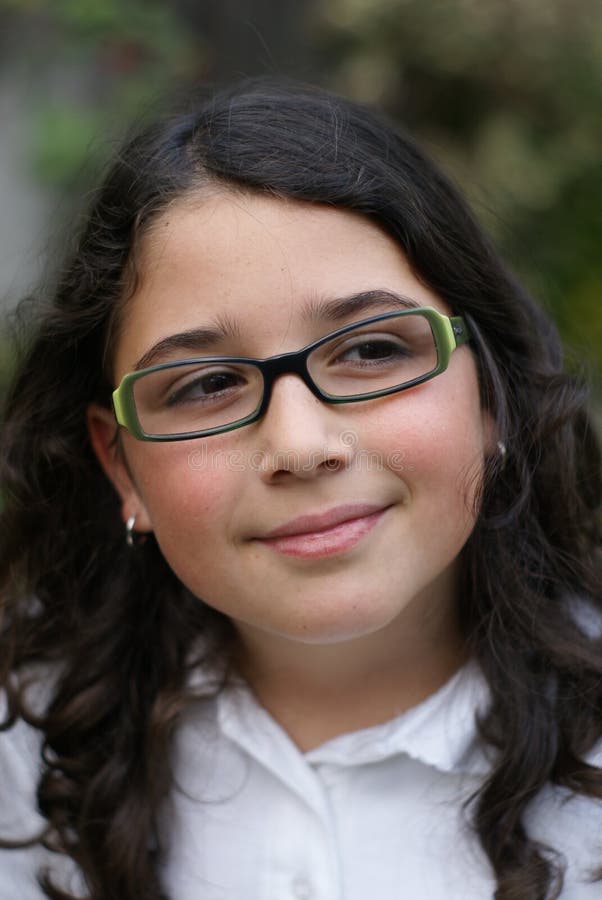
[1,77,601,900]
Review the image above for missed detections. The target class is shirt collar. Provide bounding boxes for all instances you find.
[212,658,493,779]
[304,659,492,775]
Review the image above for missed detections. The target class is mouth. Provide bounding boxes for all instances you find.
[257,503,391,559]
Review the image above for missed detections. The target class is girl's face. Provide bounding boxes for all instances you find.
[90,193,493,652]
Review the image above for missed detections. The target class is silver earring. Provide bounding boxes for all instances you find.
[125,515,136,547]
[497,440,507,469]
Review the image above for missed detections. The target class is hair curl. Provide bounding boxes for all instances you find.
[1,78,601,900]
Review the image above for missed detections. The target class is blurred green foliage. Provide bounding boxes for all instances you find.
[0,327,16,413]
[0,0,600,394]
[1,0,199,185]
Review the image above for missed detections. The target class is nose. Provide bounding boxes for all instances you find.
[254,374,354,482]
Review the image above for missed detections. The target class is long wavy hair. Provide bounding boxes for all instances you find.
[1,78,601,900]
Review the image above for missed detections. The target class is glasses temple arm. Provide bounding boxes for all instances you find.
[450,316,470,347]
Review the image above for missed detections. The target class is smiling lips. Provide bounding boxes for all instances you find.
[258,504,390,559]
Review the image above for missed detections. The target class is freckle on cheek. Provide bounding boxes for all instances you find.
[143,468,228,525]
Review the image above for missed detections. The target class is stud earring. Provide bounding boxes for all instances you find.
[125,514,136,547]
[497,440,507,470]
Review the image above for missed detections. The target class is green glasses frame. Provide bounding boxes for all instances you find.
[112,306,470,442]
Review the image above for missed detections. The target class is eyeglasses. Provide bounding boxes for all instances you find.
[112,306,470,442]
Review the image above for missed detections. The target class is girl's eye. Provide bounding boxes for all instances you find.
[166,369,246,406]
[335,337,411,365]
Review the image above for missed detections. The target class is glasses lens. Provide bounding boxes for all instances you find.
[307,312,438,398]
[132,361,263,436]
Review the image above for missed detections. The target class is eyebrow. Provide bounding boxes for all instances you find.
[133,313,241,371]
[132,290,421,371]
[301,290,420,321]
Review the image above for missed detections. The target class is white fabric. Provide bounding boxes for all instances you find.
[1,660,602,899]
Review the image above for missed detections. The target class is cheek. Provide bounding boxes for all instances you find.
[369,390,486,513]
[132,442,239,545]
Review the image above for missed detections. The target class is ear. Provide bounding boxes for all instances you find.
[87,403,153,534]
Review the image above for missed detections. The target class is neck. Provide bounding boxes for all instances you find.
[232,587,468,752]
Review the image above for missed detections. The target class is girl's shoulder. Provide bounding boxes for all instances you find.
[0,668,83,899]
[0,667,53,843]
[525,762,602,895]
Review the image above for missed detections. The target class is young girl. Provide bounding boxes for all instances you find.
[0,78,600,900]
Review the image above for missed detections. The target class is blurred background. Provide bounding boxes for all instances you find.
[0,0,600,402]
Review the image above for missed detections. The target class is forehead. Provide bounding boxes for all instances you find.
[112,193,448,378]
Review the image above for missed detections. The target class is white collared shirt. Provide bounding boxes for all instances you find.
[1,660,601,899]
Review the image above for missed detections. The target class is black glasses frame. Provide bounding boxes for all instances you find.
[112,307,470,441]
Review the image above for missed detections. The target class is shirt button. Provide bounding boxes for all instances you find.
[291,875,314,899]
